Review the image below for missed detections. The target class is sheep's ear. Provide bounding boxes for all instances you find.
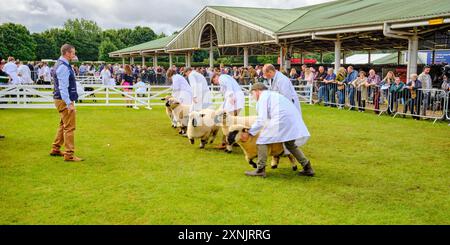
[161,98,166,101]
[242,128,249,133]
[200,114,206,118]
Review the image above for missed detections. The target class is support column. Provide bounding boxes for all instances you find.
[142,56,145,66]
[431,49,436,65]
[279,46,284,71]
[130,57,134,65]
[320,52,323,64]
[186,52,191,68]
[122,57,125,66]
[368,50,372,64]
[243,47,249,68]
[153,54,158,67]
[300,51,304,64]
[169,53,173,68]
[209,28,214,69]
[397,50,401,65]
[408,35,418,79]
[334,39,342,75]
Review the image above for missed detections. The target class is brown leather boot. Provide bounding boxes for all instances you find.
[245,168,266,178]
[64,155,84,162]
[50,150,65,157]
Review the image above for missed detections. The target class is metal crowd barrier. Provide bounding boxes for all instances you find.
[389,88,447,124]
[446,91,450,121]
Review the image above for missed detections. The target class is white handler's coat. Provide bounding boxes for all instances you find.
[3,62,20,84]
[270,71,301,113]
[189,71,212,111]
[249,91,310,146]
[219,74,245,113]
[171,74,192,105]
[17,65,33,84]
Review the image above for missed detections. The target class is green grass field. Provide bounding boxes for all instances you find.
[0,105,449,224]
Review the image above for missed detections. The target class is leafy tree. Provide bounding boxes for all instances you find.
[0,23,36,60]
[32,32,58,60]
[98,39,118,62]
[63,19,102,61]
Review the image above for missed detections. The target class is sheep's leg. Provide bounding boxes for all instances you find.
[271,156,280,169]
[200,139,207,149]
[209,129,219,144]
[244,156,257,169]
[189,138,195,145]
[287,154,298,171]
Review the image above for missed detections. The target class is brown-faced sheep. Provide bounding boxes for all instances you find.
[227,125,298,171]
[187,109,220,149]
[214,110,257,153]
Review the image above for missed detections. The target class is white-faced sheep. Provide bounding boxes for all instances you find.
[214,110,257,153]
[227,125,298,171]
[187,109,220,149]
[164,97,191,135]
[161,95,176,128]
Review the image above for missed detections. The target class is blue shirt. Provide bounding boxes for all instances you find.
[343,70,359,84]
[56,57,72,107]
[325,73,336,81]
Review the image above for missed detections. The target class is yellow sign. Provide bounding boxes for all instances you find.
[428,18,444,25]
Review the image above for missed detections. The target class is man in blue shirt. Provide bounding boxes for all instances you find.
[343,66,359,109]
[50,44,83,162]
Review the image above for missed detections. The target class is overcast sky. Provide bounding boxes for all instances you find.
[0,0,334,35]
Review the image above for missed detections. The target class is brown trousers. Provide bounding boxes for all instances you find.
[52,100,76,156]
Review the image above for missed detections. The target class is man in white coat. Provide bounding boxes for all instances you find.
[211,73,245,116]
[17,61,34,84]
[185,67,212,111]
[211,73,246,149]
[3,57,20,85]
[263,64,301,112]
[167,68,192,105]
[242,83,314,178]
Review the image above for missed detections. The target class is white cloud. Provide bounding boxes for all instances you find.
[0,0,334,34]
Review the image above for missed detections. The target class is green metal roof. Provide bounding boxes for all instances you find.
[208,6,307,33]
[110,34,176,55]
[278,0,450,34]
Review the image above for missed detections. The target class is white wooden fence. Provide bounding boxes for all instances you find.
[0,84,314,109]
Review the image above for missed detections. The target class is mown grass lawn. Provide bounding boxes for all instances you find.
[0,105,449,224]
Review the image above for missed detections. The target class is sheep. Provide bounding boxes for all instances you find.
[214,110,257,153]
[227,124,298,171]
[164,96,191,135]
[161,95,176,128]
[187,109,220,149]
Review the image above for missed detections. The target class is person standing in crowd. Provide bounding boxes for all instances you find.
[27,62,36,81]
[79,63,86,76]
[43,62,52,84]
[242,83,314,178]
[343,66,359,110]
[367,69,382,114]
[17,61,34,84]
[50,44,83,162]
[211,73,246,149]
[262,64,301,112]
[299,64,308,80]
[440,75,450,119]
[352,71,369,112]
[185,67,212,112]
[167,68,192,105]
[389,77,404,115]
[381,71,395,107]
[303,67,315,86]
[324,68,337,107]
[289,68,299,80]
[100,65,112,86]
[418,66,432,116]
[336,67,347,109]
[404,74,422,120]
[121,65,134,108]
[315,66,327,103]
[3,57,20,84]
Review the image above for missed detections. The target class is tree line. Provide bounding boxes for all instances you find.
[0,19,166,62]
